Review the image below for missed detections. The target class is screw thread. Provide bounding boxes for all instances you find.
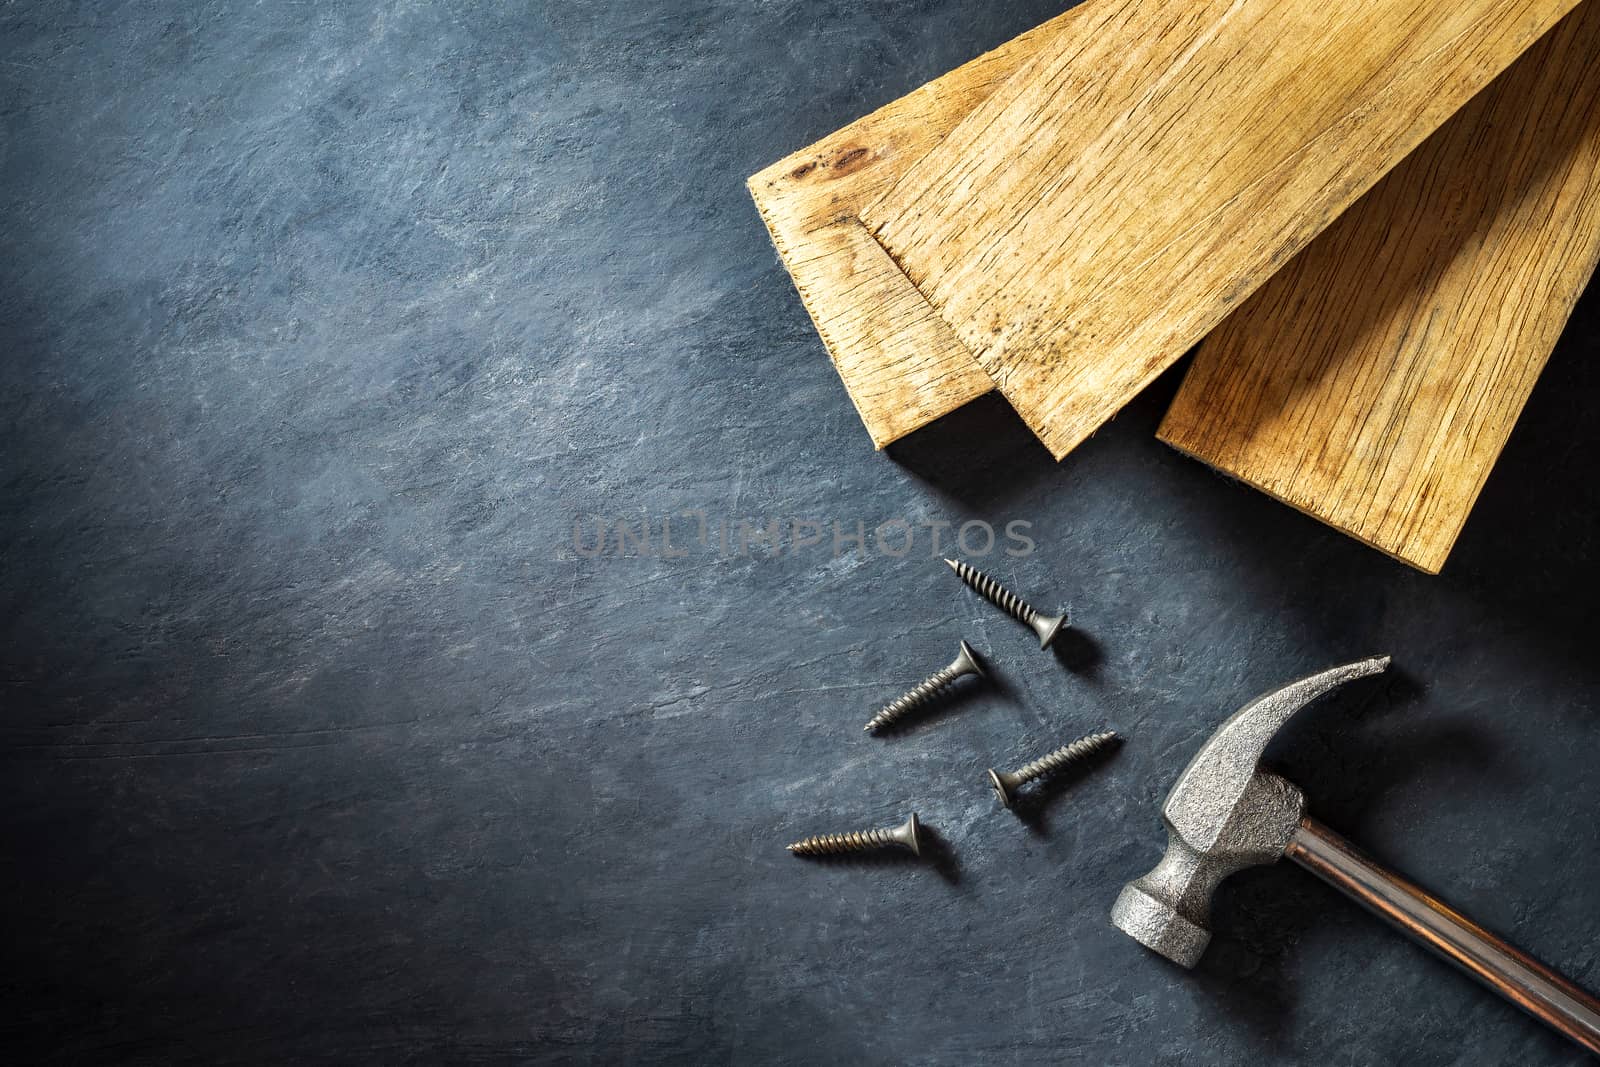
[946,558,1039,627]
[1014,731,1118,784]
[864,663,960,732]
[787,827,897,856]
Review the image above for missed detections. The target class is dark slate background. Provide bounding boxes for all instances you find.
[3,1,1597,1063]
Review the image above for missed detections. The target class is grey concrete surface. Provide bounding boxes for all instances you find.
[2,1,1597,1063]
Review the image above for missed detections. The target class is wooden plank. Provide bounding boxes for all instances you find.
[859,0,1581,459]
[746,12,1091,448]
[1158,1,1600,574]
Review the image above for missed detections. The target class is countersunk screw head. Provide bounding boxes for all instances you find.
[987,767,1022,809]
[896,812,922,857]
[952,639,987,680]
[787,813,922,858]
[945,558,1068,650]
[1031,613,1068,650]
[988,731,1120,809]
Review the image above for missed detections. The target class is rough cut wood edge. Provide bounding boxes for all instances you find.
[745,9,1088,448]
[1159,2,1600,574]
[860,0,1582,460]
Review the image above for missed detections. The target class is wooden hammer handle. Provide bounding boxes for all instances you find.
[1287,816,1600,1054]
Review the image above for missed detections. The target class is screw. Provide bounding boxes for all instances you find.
[787,813,923,858]
[944,558,1067,649]
[988,731,1120,808]
[864,640,986,733]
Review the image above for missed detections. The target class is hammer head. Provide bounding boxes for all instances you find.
[1110,656,1390,967]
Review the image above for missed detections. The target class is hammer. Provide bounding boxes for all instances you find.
[1111,656,1600,1053]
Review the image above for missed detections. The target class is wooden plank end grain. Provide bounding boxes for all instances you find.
[1159,1,1600,573]
[861,0,1582,460]
[744,9,1089,448]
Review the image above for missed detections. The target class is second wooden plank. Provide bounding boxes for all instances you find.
[861,0,1580,459]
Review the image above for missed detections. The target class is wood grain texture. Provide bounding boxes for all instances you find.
[1159,1,1600,574]
[746,13,1086,447]
[861,0,1582,459]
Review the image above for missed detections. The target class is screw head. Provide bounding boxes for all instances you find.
[895,812,923,856]
[955,639,987,679]
[1031,613,1068,650]
[987,769,1017,809]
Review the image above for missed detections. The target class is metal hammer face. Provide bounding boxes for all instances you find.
[1110,656,1390,967]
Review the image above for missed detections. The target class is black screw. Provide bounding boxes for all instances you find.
[945,558,1067,649]
[787,813,923,857]
[988,731,1120,808]
[864,640,986,732]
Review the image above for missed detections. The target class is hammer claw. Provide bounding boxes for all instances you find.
[1164,655,1390,845]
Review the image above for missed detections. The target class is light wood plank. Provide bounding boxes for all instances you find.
[746,12,1093,447]
[1159,1,1600,573]
[860,0,1581,459]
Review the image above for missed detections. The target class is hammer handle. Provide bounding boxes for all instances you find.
[1287,816,1600,1054]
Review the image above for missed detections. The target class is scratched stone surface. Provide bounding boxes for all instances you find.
[2,1,1597,1063]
